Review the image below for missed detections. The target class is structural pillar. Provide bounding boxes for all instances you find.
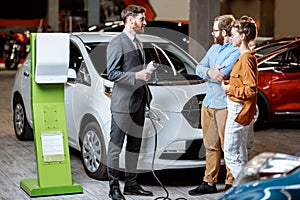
[47,0,59,32]
[189,0,220,60]
[85,0,100,27]
[260,0,274,37]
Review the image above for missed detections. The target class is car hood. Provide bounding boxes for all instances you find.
[149,80,206,113]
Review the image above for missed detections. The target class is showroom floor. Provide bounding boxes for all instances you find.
[1,65,300,200]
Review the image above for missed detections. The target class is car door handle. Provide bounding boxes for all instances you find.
[23,71,30,77]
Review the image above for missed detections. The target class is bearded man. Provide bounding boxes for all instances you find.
[188,14,240,196]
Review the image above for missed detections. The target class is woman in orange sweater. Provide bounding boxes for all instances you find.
[221,16,258,179]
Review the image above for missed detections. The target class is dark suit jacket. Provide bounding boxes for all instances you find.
[106,32,151,113]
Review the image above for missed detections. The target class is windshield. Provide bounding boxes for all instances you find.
[85,41,202,84]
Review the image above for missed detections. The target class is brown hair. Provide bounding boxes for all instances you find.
[121,5,146,23]
[232,16,257,42]
[215,14,236,35]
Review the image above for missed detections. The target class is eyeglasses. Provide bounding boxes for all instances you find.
[212,29,232,37]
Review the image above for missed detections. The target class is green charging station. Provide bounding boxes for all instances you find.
[20,33,83,197]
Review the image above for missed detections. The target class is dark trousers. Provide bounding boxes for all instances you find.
[107,103,146,188]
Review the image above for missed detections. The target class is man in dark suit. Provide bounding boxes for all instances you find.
[106,4,153,200]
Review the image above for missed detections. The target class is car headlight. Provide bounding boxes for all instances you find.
[233,152,300,186]
[181,94,205,129]
[104,85,112,98]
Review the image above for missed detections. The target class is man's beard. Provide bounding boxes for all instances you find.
[214,34,224,45]
[135,28,144,34]
[133,23,144,34]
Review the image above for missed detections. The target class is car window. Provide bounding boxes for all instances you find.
[70,42,91,86]
[70,42,83,73]
[86,43,107,76]
[77,63,91,86]
[86,42,200,82]
[261,46,300,72]
[145,43,191,77]
[256,42,290,57]
[284,46,300,72]
[260,53,285,68]
[287,47,300,64]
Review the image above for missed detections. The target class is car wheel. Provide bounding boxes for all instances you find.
[81,122,108,180]
[254,97,268,130]
[13,96,33,141]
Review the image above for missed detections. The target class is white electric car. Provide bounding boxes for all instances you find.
[11,32,207,180]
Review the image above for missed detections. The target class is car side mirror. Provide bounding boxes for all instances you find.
[68,68,76,79]
[67,68,76,82]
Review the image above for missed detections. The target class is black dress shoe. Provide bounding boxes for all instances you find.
[123,184,153,196]
[188,182,217,196]
[109,186,126,200]
[225,184,232,191]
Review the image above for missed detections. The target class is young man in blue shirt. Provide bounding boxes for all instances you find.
[188,14,240,196]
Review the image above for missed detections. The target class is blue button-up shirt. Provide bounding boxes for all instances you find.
[196,42,240,109]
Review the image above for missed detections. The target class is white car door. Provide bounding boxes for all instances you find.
[65,43,92,149]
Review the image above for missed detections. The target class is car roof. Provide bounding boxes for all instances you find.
[255,40,293,52]
[257,39,300,64]
[70,32,169,44]
[92,20,189,34]
[256,36,300,49]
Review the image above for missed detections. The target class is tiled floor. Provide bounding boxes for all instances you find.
[1,67,300,200]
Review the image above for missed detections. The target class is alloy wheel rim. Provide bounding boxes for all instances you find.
[82,130,102,173]
[14,103,24,136]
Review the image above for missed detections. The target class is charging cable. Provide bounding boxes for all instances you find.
[148,115,187,200]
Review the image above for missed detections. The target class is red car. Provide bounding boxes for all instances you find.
[256,39,300,129]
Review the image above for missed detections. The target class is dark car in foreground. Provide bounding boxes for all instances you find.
[220,152,300,200]
[255,39,300,129]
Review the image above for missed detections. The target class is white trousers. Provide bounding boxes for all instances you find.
[224,98,252,179]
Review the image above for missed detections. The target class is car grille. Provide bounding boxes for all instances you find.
[181,94,205,129]
[159,139,206,160]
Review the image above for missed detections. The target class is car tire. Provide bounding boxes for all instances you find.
[80,122,108,180]
[13,96,33,141]
[254,97,268,130]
